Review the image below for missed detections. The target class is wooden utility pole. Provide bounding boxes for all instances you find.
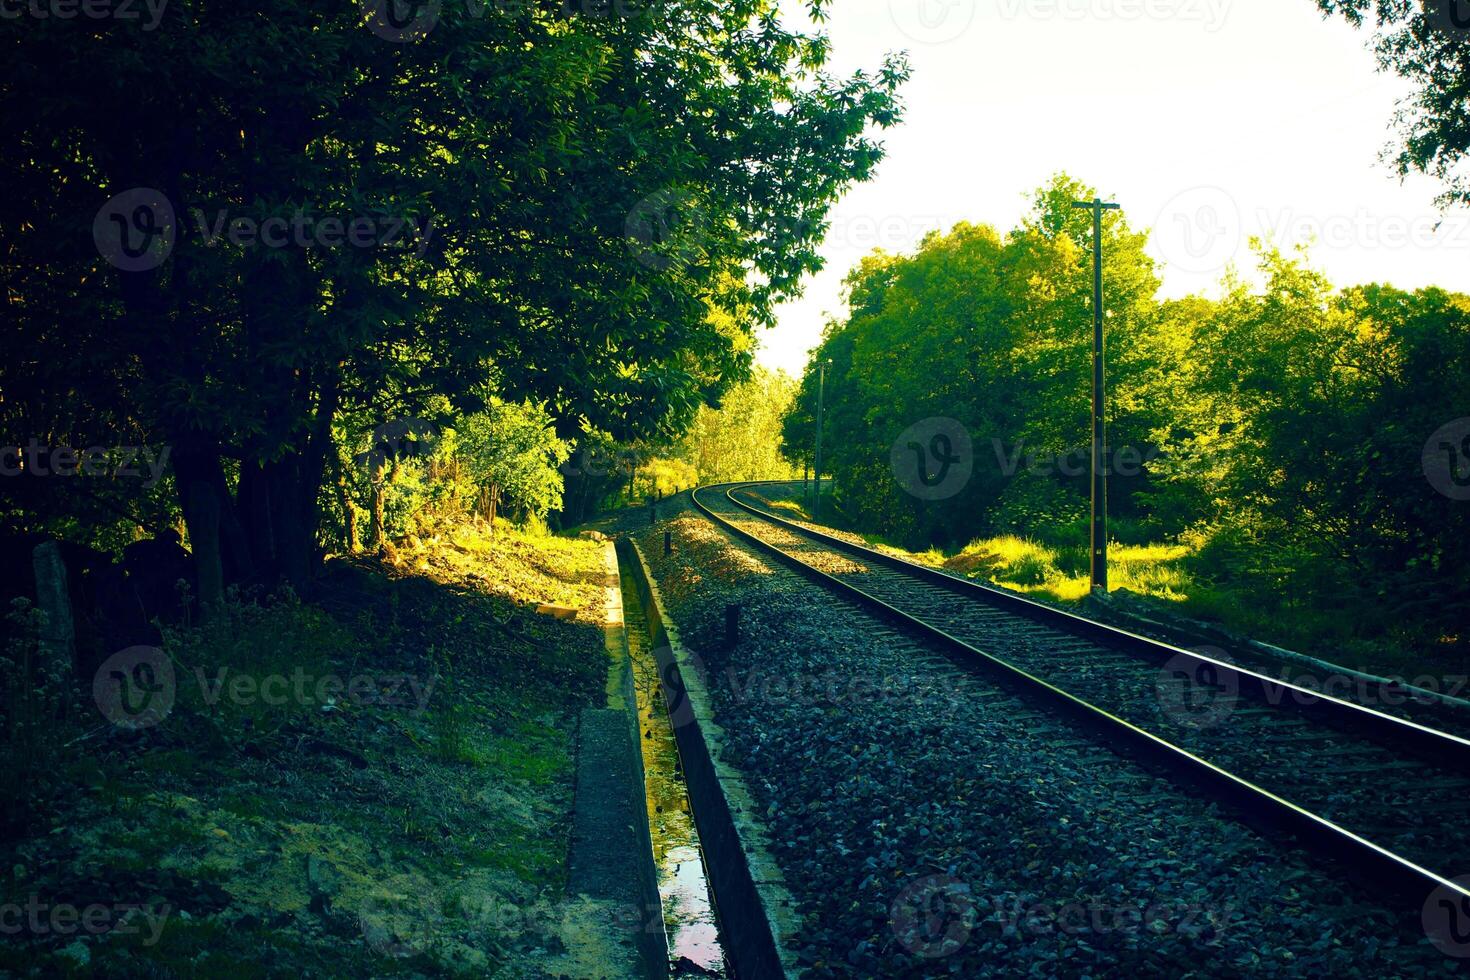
[813,358,830,519]
[1071,197,1120,594]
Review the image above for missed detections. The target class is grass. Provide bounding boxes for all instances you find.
[0,519,612,977]
[752,481,1463,682]
[933,535,1192,604]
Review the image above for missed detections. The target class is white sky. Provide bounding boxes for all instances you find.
[755,0,1470,375]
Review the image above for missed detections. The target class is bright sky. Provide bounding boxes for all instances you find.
[755,0,1470,375]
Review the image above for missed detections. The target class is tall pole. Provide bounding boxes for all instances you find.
[813,359,827,519]
[1072,197,1119,594]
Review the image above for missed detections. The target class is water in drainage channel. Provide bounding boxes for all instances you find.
[620,566,729,978]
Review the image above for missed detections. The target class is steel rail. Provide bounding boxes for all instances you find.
[688,481,1470,911]
[719,481,1470,772]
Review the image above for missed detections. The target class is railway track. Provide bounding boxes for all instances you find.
[689,481,1470,919]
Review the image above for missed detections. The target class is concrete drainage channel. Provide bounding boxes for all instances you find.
[621,557,727,977]
[617,536,801,980]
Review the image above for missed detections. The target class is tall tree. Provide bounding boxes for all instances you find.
[1314,0,1470,205]
[0,1,907,592]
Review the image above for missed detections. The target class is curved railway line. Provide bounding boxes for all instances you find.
[688,480,1470,919]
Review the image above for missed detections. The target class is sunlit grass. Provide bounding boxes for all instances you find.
[936,535,1198,605]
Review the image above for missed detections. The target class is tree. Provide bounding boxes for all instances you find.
[673,366,799,483]
[783,175,1160,547]
[1315,1,1470,205]
[0,1,908,592]
[458,403,571,531]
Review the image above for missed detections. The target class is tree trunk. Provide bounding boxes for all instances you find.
[31,541,76,685]
[334,455,360,555]
[185,481,224,614]
[173,445,227,615]
[487,483,500,536]
[370,481,386,553]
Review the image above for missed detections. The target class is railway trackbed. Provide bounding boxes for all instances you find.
[690,481,1470,918]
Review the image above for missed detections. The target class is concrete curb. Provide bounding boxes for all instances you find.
[566,542,668,979]
[618,536,801,980]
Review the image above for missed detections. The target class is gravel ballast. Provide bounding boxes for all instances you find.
[634,505,1460,977]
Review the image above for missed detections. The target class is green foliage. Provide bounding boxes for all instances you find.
[0,0,907,585]
[1315,0,1470,207]
[566,365,799,514]
[457,401,572,522]
[668,366,801,483]
[0,599,71,832]
[786,174,1470,664]
[785,175,1162,549]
